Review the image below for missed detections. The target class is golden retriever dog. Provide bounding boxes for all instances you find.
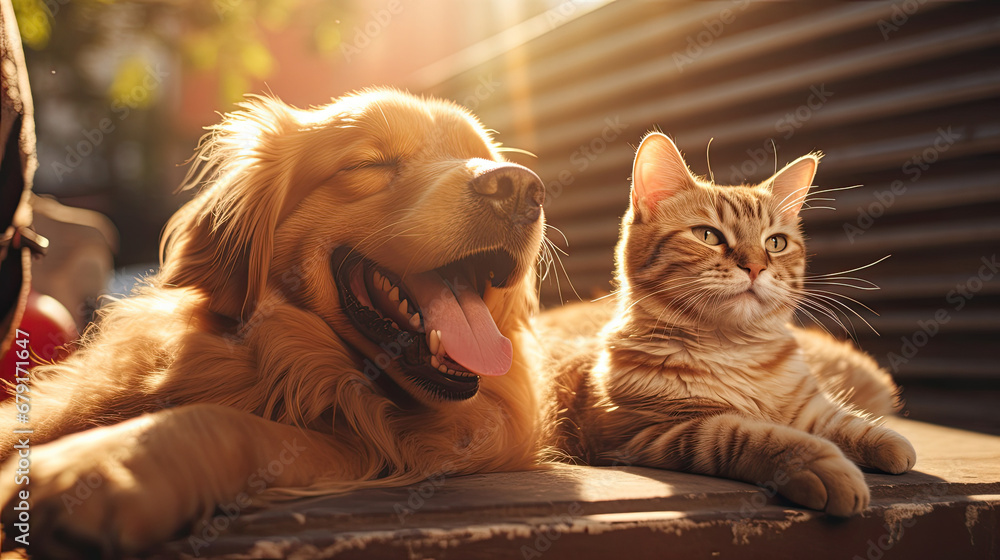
[0,88,548,556]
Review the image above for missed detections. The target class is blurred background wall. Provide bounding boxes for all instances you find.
[17,0,569,270]
[421,0,1000,432]
[12,0,1000,430]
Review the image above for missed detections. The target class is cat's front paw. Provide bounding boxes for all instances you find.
[1,424,192,557]
[863,428,916,474]
[781,452,870,517]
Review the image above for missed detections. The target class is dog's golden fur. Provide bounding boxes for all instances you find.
[0,89,550,554]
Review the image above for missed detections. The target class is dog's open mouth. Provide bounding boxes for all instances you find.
[332,247,517,401]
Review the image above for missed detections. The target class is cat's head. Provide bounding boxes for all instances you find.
[617,132,819,332]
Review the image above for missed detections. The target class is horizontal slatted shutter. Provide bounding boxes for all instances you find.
[420,0,1000,385]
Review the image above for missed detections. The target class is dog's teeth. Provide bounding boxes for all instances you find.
[431,355,441,368]
[429,329,440,355]
[447,368,457,375]
[389,286,400,303]
[398,299,408,315]
[438,364,448,373]
[409,313,421,329]
[374,270,383,286]
[381,277,391,292]
[437,330,446,356]
[390,321,399,330]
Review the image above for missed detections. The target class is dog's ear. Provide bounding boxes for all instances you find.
[159,96,323,321]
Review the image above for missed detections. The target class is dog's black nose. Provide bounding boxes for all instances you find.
[470,164,544,224]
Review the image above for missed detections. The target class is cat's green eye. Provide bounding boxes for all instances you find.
[766,235,788,253]
[692,226,725,246]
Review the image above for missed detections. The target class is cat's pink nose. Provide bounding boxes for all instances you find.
[740,263,766,281]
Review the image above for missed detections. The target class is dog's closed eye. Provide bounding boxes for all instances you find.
[342,158,399,171]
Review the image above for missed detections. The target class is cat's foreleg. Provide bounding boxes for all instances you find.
[792,327,901,417]
[613,412,870,516]
[793,394,916,474]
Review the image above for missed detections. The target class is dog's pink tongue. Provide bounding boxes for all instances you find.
[406,270,512,376]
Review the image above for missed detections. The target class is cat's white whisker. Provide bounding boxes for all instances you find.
[805,280,880,291]
[540,234,584,304]
[800,291,878,337]
[651,284,709,337]
[803,274,879,285]
[775,186,812,214]
[795,303,840,339]
[535,240,553,281]
[803,184,864,196]
[808,289,880,317]
[629,288,697,323]
[591,292,617,302]
[537,239,559,292]
[544,224,571,256]
[624,278,704,313]
[706,137,716,184]
[770,138,778,176]
[797,297,857,339]
[806,255,891,279]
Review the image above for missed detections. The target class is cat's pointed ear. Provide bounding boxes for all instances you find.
[630,132,695,218]
[768,154,819,218]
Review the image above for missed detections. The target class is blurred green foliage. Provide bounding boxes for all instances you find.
[9,0,350,266]
[12,0,53,49]
[12,0,346,106]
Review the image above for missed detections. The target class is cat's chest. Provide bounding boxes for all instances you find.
[606,337,810,419]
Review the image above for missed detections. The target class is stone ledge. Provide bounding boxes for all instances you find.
[141,418,999,559]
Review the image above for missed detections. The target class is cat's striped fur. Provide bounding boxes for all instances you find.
[548,133,914,516]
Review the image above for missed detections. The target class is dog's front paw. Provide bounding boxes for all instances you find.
[780,445,870,517]
[1,422,194,557]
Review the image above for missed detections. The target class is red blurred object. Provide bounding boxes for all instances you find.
[0,290,77,398]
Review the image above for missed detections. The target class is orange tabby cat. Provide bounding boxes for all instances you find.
[550,132,915,516]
